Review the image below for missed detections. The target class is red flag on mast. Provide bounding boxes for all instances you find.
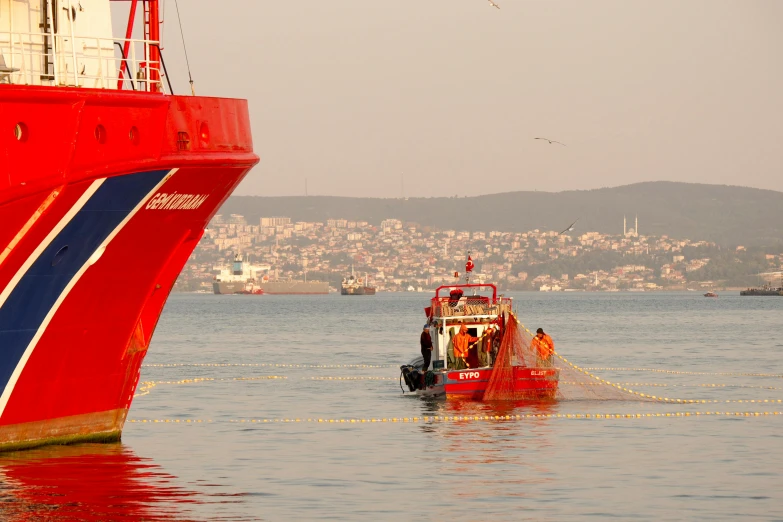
[465,255,474,273]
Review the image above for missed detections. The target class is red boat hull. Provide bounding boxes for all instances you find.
[0,85,258,450]
[442,367,560,400]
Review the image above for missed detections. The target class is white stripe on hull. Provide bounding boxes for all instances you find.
[0,169,177,419]
[0,180,104,311]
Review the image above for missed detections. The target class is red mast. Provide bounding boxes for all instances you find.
[146,0,161,92]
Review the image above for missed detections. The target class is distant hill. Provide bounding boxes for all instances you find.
[219,182,783,247]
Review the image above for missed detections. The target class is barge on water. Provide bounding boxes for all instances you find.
[740,277,783,296]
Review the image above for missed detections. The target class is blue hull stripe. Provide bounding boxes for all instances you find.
[0,170,169,399]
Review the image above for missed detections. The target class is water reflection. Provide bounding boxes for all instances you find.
[0,443,205,521]
[417,399,560,506]
[419,396,559,420]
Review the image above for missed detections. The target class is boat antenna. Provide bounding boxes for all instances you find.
[173,0,195,95]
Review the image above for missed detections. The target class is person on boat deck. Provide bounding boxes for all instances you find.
[453,324,479,370]
[531,328,555,366]
[490,326,502,366]
[446,328,456,369]
[420,325,433,372]
[478,327,495,368]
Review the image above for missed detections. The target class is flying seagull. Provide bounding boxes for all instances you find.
[534,137,566,146]
[487,0,500,8]
[558,218,579,235]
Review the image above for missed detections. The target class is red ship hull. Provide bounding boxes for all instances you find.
[0,85,258,450]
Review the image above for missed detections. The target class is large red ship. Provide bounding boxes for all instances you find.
[0,0,258,450]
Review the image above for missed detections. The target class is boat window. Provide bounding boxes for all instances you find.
[94,124,107,144]
[14,122,29,142]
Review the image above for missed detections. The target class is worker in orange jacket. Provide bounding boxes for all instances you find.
[453,324,479,369]
[531,328,555,367]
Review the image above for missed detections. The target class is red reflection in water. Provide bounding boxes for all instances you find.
[418,399,561,502]
[0,444,201,521]
[437,397,559,418]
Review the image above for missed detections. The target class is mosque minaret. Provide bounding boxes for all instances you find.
[623,215,639,238]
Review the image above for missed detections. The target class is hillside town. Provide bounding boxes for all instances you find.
[174,214,783,293]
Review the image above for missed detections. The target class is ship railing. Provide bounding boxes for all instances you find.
[430,297,513,319]
[0,31,166,92]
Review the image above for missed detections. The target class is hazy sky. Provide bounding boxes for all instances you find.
[127,1,782,197]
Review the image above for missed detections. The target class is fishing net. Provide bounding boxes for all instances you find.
[483,315,533,401]
[483,313,651,402]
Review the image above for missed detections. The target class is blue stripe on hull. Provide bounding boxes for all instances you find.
[0,170,169,396]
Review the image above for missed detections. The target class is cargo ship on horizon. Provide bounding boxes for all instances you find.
[213,255,328,295]
[0,0,258,450]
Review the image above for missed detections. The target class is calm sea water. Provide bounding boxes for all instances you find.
[1,292,782,520]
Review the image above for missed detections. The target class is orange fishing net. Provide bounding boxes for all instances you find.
[483,313,649,402]
[483,315,536,400]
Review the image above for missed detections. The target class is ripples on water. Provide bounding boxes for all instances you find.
[1,293,781,520]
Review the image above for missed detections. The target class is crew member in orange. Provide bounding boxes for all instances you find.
[531,327,554,366]
[452,324,479,370]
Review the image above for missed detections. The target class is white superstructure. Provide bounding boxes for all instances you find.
[215,254,271,283]
[0,0,163,90]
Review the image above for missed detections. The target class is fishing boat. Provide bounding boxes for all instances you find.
[704,291,718,298]
[400,257,559,400]
[0,1,257,450]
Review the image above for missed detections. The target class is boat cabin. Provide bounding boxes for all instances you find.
[425,284,512,370]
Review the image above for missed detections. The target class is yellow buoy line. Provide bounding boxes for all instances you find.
[312,379,776,387]
[134,375,287,397]
[581,367,783,378]
[563,382,781,390]
[514,320,778,404]
[143,362,780,380]
[140,375,781,389]
[140,362,782,378]
[126,411,783,425]
[136,319,780,404]
[134,375,397,398]
[132,373,783,405]
[555,354,783,404]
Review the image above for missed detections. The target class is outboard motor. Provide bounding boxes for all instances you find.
[399,365,422,392]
